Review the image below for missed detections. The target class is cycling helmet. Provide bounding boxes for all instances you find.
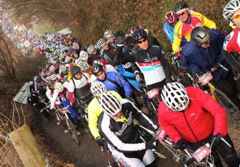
[96,38,106,48]
[165,11,178,24]
[161,82,189,112]
[130,25,144,35]
[79,61,90,71]
[90,82,107,96]
[104,29,114,39]
[64,55,72,63]
[100,93,122,116]
[49,65,56,73]
[33,76,42,82]
[79,50,89,61]
[132,29,147,41]
[191,27,210,44]
[87,45,96,54]
[91,63,104,75]
[70,66,81,76]
[173,1,188,13]
[223,0,240,20]
[54,82,64,92]
[59,65,67,73]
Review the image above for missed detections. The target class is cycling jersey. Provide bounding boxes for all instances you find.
[98,99,157,152]
[94,71,132,97]
[88,91,121,139]
[223,27,240,53]
[163,22,174,44]
[68,73,91,104]
[181,29,229,81]
[172,11,216,52]
[118,44,171,90]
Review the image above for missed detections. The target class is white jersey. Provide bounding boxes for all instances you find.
[68,73,91,92]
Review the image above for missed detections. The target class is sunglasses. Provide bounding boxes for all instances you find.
[232,14,240,20]
[138,38,147,44]
[177,12,185,17]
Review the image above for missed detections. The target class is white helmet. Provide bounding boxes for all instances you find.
[96,38,106,48]
[54,82,64,92]
[104,29,114,39]
[59,65,67,74]
[90,82,107,97]
[79,51,88,61]
[161,82,189,112]
[74,58,82,66]
[100,93,122,116]
[87,45,96,54]
[49,65,56,73]
[223,0,240,20]
[78,61,90,71]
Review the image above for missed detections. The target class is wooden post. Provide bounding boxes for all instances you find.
[8,124,46,167]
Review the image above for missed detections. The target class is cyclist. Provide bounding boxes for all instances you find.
[91,63,132,98]
[98,93,158,167]
[68,66,92,107]
[172,1,216,52]
[158,82,239,167]
[180,27,240,109]
[87,44,102,66]
[163,11,178,44]
[223,0,240,74]
[96,38,121,66]
[88,82,121,146]
[104,29,115,45]
[117,28,172,91]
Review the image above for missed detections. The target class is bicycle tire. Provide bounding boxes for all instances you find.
[66,118,80,145]
[214,89,240,126]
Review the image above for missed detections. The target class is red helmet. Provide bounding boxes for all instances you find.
[165,11,178,25]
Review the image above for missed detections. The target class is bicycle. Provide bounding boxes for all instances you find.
[138,124,216,167]
[139,84,161,125]
[55,105,80,145]
[183,71,240,127]
[101,142,123,167]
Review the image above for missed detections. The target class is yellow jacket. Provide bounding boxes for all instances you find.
[172,11,216,52]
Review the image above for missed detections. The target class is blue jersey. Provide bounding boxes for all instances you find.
[163,23,174,44]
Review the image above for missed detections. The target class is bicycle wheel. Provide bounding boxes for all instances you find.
[66,118,80,145]
[214,89,240,126]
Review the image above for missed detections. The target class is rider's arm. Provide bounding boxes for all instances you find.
[67,80,75,104]
[88,99,102,139]
[172,21,183,52]
[197,12,216,29]
[113,73,132,97]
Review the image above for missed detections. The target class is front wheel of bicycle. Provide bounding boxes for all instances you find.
[214,89,240,126]
[66,118,80,145]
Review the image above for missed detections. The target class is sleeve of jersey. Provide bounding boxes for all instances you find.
[114,74,132,96]
[99,114,146,152]
[194,87,228,136]
[88,100,101,139]
[158,103,182,143]
[172,22,182,52]
[200,13,216,29]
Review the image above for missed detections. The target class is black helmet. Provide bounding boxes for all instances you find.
[191,27,210,44]
[70,66,81,76]
[91,63,104,75]
[173,1,188,13]
[132,29,147,41]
